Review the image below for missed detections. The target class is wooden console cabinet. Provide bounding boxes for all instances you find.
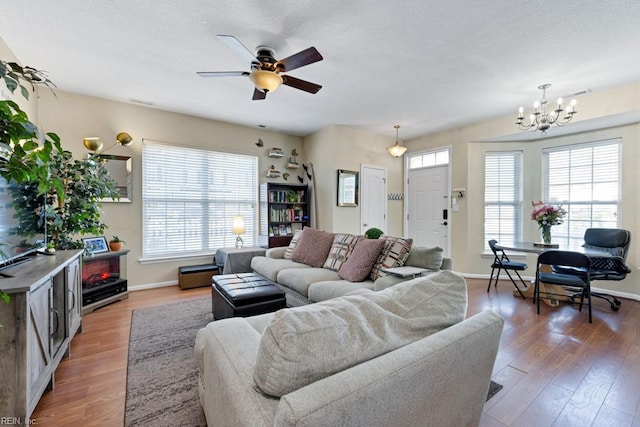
[0,250,83,420]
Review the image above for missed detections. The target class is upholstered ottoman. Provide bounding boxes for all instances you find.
[212,273,286,320]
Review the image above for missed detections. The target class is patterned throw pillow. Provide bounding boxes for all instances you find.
[338,238,386,282]
[283,229,304,260]
[370,236,414,281]
[323,233,361,271]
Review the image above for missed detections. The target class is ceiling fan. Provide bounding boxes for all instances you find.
[197,34,323,100]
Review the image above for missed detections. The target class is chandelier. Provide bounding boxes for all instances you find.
[516,84,577,135]
[387,125,407,157]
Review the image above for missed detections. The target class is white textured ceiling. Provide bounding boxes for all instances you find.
[2,0,640,139]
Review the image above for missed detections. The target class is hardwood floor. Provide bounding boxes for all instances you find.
[30,279,640,426]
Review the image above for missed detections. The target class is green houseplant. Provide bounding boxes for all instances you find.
[109,235,126,251]
[364,227,384,239]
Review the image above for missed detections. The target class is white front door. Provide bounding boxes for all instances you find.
[360,165,387,234]
[407,165,449,254]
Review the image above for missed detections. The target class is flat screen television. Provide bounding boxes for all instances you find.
[0,178,45,272]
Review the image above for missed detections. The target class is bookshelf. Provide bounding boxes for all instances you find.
[259,183,310,248]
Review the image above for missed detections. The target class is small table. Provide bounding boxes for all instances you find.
[215,246,267,274]
[381,266,430,278]
[496,242,612,306]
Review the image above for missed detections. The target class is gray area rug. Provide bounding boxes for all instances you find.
[124,297,212,426]
[124,297,503,426]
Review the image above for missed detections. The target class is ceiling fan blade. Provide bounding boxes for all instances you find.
[197,71,249,78]
[277,47,323,72]
[252,88,267,100]
[281,75,322,94]
[217,34,258,64]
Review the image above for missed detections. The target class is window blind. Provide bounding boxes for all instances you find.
[543,139,620,247]
[142,141,258,258]
[484,151,523,250]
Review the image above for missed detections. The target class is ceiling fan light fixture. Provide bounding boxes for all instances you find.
[250,70,283,93]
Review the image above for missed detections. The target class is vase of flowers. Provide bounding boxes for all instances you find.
[530,201,566,245]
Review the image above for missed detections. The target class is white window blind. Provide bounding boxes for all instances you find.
[142,141,258,259]
[484,151,523,250]
[543,139,620,247]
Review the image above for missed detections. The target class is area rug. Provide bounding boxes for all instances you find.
[124,297,503,426]
[124,297,211,426]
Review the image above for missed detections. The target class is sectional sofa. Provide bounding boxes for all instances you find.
[195,271,504,426]
[251,227,453,307]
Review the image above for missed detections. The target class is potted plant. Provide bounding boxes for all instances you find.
[364,227,384,239]
[109,236,125,251]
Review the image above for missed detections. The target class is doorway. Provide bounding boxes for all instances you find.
[405,148,451,255]
[360,165,387,234]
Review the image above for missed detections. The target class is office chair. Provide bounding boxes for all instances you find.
[553,228,631,311]
[487,240,527,299]
[535,250,592,323]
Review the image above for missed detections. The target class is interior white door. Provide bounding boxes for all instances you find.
[407,165,449,253]
[360,165,387,234]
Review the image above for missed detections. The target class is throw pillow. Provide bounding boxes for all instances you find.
[405,246,444,270]
[370,236,413,281]
[283,229,304,260]
[338,238,385,282]
[290,228,334,267]
[252,270,468,397]
[323,233,361,271]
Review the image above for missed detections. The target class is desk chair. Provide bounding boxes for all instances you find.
[553,228,631,311]
[487,240,527,299]
[536,250,592,323]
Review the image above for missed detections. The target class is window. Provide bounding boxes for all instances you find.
[408,149,449,169]
[484,151,523,250]
[543,139,621,248]
[142,141,258,259]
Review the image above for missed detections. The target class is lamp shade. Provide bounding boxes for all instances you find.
[387,143,407,157]
[249,70,283,93]
[83,137,103,152]
[232,216,245,235]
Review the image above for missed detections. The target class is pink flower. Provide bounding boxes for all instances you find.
[530,201,566,227]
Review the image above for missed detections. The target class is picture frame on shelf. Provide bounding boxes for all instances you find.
[82,236,109,254]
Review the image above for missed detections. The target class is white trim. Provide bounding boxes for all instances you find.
[129,280,178,291]
[138,253,215,265]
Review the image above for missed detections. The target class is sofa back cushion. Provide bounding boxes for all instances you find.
[406,246,444,270]
[290,228,334,268]
[337,238,385,282]
[252,270,468,397]
[370,236,413,281]
[283,229,304,260]
[323,233,361,271]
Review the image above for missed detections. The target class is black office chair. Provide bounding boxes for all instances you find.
[553,228,631,311]
[487,240,527,299]
[535,250,592,323]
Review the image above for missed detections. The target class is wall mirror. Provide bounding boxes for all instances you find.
[96,154,132,202]
[337,169,358,207]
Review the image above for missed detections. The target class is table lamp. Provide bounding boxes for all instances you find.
[232,216,245,248]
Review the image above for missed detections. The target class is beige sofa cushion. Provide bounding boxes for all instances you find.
[406,246,444,270]
[307,280,374,302]
[277,267,340,297]
[250,256,310,282]
[252,270,467,397]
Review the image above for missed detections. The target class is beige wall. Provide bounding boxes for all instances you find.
[0,37,37,119]
[406,83,640,297]
[36,89,304,289]
[303,125,404,237]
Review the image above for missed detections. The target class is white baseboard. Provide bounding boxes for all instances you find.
[129,280,178,292]
[460,272,640,302]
